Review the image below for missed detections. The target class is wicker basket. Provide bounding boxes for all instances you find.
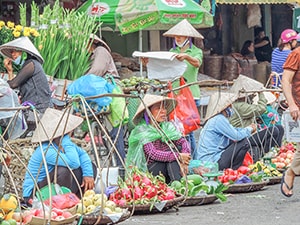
[80,211,131,225]
[222,55,240,81]
[224,181,268,193]
[203,55,224,80]
[3,137,91,197]
[119,195,184,214]
[265,176,282,185]
[182,194,218,206]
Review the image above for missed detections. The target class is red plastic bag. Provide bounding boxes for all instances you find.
[168,77,201,135]
[44,193,80,209]
[242,152,253,166]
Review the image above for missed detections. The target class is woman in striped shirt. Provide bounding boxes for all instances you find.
[271,29,299,87]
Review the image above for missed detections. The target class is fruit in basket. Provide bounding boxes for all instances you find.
[93,194,107,206]
[84,190,95,198]
[0,194,18,213]
[82,197,93,207]
[86,205,96,213]
[105,200,116,211]
[76,203,86,214]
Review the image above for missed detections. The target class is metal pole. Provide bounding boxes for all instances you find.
[139,30,143,77]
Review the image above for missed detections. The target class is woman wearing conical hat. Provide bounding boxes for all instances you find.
[23,108,96,204]
[195,92,256,170]
[163,19,204,156]
[126,94,191,182]
[0,37,52,131]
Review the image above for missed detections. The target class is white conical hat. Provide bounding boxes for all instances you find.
[89,34,111,52]
[0,36,44,64]
[204,92,238,122]
[163,19,204,39]
[132,94,177,125]
[31,108,83,143]
[230,75,265,98]
[253,92,276,105]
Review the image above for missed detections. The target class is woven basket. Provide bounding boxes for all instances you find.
[3,137,91,197]
[80,211,131,225]
[182,194,218,206]
[265,176,282,185]
[203,55,224,80]
[119,195,184,214]
[222,55,240,81]
[224,181,268,193]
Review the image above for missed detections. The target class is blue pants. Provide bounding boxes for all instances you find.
[110,126,126,167]
[187,99,201,157]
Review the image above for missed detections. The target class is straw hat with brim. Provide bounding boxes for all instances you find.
[204,92,238,122]
[230,75,264,98]
[31,108,83,143]
[163,19,204,39]
[89,34,111,52]
[132,94,177,126]
[253,92,276,105]
[0,36,44,64]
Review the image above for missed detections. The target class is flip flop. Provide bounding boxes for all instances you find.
[280,171,293,197]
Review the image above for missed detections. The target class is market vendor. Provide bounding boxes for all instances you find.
[126,94,191,183]
[195,92,256,170]
[22,108,96,204]
[0,36,52,132]
[162,19,204,156]
[229,75,283,162]
[86,34,126,168]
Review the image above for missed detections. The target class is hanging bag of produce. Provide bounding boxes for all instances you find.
[168,77,201,135]
[105,75,129,127]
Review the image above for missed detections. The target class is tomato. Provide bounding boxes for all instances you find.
[237,166,250,175]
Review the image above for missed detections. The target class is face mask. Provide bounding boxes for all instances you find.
[13,55,24,66]
[175,38,189,48]
[225,107,234,117]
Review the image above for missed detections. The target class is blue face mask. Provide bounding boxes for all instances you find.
[225,107,234,117]
[13,55,24,66]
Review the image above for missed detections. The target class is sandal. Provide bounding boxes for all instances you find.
[280,171,293,197]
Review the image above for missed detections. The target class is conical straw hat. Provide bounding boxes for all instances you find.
[89,34,111,52]
[0,36,44,64]
[230,75,264,98]
[253,92,276,105]
[132,94,177,125]
[204,92,238,122]
[31,108,83,143]
[163,19,204,39]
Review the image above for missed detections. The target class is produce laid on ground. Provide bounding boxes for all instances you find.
[249,161,282,178]
[270,142,295,170]
[109,167,179,212]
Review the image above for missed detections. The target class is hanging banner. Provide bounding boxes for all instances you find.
[293,7,300,33]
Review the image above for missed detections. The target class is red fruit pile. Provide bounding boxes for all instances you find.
[109,168,176,206]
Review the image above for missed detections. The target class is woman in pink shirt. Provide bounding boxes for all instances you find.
[126,94,191,183]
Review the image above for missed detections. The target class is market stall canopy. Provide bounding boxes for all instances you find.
[216,0,289,3]
[77,0,214,34]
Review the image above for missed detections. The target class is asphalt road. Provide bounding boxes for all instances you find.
[121,176,300,225]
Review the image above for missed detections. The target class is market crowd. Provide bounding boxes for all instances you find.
[0,20,299,202]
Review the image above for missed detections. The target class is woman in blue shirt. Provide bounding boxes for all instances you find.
[195,92,256,170]
[23,108,96,203]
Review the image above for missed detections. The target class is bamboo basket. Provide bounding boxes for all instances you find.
[2,137,91,197]
[224,181,268,193]
[203,55,224,80]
